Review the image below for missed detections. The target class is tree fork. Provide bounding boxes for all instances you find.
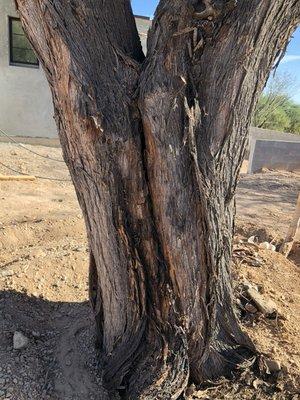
[15,0,300,398]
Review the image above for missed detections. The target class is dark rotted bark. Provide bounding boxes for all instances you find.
[15,0,300,398]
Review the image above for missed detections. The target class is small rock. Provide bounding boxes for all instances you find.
[265,358,281,373]
[245,303,258,313]
[252,378,264,389]
[13,332,29,350]
[259,242,276,251]
[248,236,257,244]
[246,287,277,316]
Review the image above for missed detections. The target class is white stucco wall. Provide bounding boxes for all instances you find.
[0,0,57,138]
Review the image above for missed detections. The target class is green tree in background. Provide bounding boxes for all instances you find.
[253,73,300,134]
[284,101,300,133]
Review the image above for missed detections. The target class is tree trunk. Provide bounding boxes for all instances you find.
[15,0,300,398]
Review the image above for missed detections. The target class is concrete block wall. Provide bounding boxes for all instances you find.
[248,139,300,173]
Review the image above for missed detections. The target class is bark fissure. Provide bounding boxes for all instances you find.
[15,0,300,398]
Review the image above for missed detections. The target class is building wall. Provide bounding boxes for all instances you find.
[248,127,300,173]
[0,0,57,138]
[0,1,151,139]
[135,15,150,52]
[248,139,300,173]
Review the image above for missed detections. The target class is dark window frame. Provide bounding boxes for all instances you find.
[8,16,39,68]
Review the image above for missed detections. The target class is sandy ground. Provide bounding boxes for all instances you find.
[0,142,299,399]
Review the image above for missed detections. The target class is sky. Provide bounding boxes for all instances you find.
[131,1,300,104]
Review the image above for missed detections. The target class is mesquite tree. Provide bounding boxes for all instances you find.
[15,0,299,398]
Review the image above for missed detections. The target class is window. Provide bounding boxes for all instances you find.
[9,17,38,67]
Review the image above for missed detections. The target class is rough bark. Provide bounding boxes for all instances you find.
[15,0,300,398]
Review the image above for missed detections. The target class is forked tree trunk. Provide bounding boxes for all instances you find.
[15,0,300,398]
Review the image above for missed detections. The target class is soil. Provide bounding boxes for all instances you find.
[0,142,299,400]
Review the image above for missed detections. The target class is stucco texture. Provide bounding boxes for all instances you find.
[0,2,152,139]
[0,0,57,138]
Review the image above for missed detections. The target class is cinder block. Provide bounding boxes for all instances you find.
[248,140,300,173]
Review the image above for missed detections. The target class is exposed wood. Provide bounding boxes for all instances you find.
[0,174,36,181]
[14,0,300,398]
[280,193,300,257]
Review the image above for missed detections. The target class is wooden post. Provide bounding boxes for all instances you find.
[280,193,300,257]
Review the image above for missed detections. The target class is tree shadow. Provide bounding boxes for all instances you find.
[0,290,106,400]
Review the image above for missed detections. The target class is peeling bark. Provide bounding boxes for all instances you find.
[15,0,300,398]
